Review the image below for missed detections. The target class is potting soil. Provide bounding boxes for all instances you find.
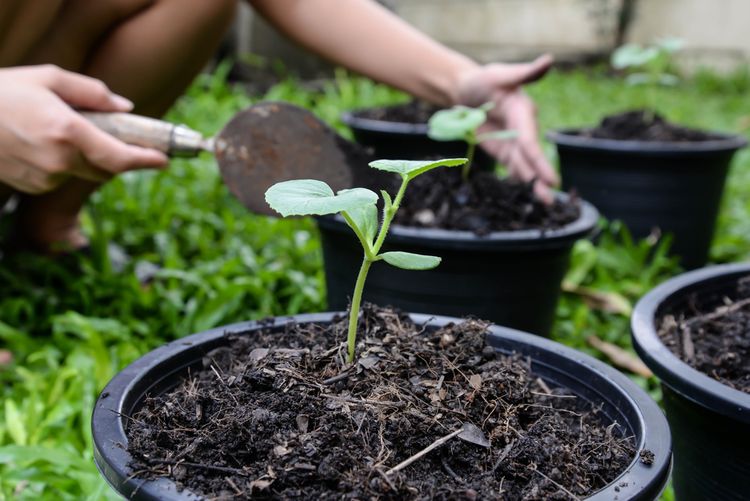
[658,275,750,394]
[392,168,579,234]
[582,110,720,142]
[128,305,635,500]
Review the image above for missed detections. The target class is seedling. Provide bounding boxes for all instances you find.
[611,37,684,119]
[427,103,517,180]
[265,157,467,363]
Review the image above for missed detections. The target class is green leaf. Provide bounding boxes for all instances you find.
[625,72,653,86]
[656,36,684,54]
[343,203,379,246]
[611,44,659,69]
[369,158,466,179]
[265,179,377,217]
[658,74,680,86]
[4,400,27,446]
[478,101,495,112]
[0,445,89,469]
[380,190,393,212]
[379,251,441,270]
[427,106,487,141]
[476,129,519,143]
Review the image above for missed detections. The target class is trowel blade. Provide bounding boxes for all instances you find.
[214,102,355,216]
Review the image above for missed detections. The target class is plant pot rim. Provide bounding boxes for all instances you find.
[342,109,429,135]
[93,312,670,501]
[316,192,598,251]
[631,262,750,423]
[547,128,748,155]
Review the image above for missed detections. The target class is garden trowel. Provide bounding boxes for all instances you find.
[82,102,360,216]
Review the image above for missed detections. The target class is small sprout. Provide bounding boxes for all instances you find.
[611,38,684,120]
[266,157,467,363]
[428,103,517,180]
[265,180,378,217]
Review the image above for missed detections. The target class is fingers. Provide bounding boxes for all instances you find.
[503,93,558,183]
[66,116,169,174]
[38,65,134,112]
[67,154,114,183]
[479,89,558,201]
[483,138,556,204]
[533,179,554,204]
[519,54,554,85]
[518,134,558,188]
[483,54,554,90]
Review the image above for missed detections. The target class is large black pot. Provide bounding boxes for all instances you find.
[548,130,747,269]
[93,313,671,500]
[632,262,750,501]
[318,196,598,336]
[342,108,495,168]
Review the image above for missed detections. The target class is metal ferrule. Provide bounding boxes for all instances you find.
[169,125,213,156]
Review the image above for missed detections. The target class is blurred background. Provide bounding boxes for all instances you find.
[229,0,750,76]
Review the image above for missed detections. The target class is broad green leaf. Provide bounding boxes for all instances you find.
[343,203,379,246]
[380,251,441,270]
[265,179,377,217]
[611,44,659,69]
[427,106,487,141]
[369,158,466,179]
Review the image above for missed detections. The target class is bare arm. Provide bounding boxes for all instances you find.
[249,0,475,106]
[250,0,558,198]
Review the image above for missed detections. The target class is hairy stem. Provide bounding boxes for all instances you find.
[346,257,372,363]
[461,137,476,181]
[346,176,409,362]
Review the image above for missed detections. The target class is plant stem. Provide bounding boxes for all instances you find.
[461,137,476,181]
[346,176,409,363]
[346,257,372,362]
[372,177,408,254]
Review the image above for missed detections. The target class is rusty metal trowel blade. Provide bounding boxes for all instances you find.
[214,102,354,216]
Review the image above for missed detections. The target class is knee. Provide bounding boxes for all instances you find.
[165,0,237,22]
[113,0,237,26]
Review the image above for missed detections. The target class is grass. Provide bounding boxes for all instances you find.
[1,62,749,499]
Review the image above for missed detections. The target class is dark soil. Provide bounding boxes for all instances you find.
[344,102,581,234]
[338,137,580,234]
[128,305,636,500]
[581,110,720,142]
[391,168,580,234]
[351,101,440,125]
[658,275,750,394]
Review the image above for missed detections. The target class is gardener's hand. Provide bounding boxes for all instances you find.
[455,55,558,202]
[0,65,167,194]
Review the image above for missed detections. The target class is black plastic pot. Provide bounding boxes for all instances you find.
[632,262,750,501]
[93,312,671,500]
[548,130,747,269]
[342,109,495,168]
[318,196,598,336]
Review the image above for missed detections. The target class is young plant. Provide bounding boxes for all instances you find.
[427,103,517,181]
[611,37,684,119]
[265,157,467,363]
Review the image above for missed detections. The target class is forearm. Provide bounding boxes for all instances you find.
[249,0,478,106]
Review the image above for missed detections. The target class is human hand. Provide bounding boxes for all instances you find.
[0,65,167,194]
[454,55,557,202]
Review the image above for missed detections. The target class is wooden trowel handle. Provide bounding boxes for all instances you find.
[81,112,210,157]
